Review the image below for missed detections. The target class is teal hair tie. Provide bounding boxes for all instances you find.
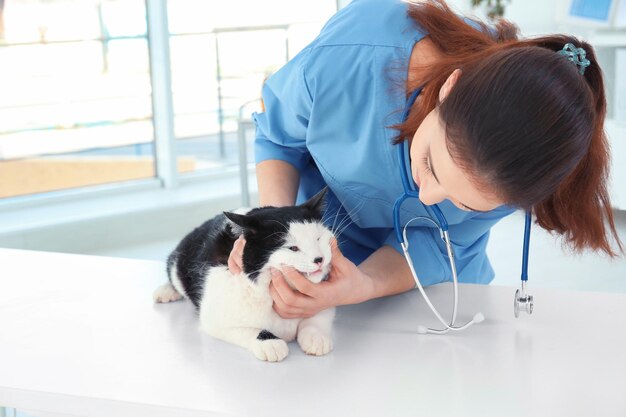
[558,43,591,75]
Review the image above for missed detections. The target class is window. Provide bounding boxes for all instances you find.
[0,0,337,201]
[0,0,153,199]
[167,0,337,174]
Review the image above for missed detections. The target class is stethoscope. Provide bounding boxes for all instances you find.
[393,88,534,335]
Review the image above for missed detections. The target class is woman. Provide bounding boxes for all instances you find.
[229,0,623,319]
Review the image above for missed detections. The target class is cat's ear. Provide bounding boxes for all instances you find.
[223,212,258,234]
[301,187,328,215]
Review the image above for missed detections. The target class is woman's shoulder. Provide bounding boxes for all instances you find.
[301,0,427,95]
[312,0,426,50]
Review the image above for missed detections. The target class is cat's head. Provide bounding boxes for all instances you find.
[223,188,333,283]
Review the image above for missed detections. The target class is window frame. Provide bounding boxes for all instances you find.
[0,0,339,214]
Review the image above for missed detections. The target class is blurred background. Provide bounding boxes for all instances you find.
[0,0,337,197]
[0,0,625,303]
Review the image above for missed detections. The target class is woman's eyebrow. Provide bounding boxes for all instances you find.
[427,147,488,213]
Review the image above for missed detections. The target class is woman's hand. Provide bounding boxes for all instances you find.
[227,235,246,274]
[269,238,375,318]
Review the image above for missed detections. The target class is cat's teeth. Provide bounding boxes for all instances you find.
[305,269,325,280]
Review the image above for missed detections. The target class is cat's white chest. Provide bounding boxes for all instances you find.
[198,266,299,341]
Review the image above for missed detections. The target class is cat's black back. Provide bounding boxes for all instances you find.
[166,214,237,307]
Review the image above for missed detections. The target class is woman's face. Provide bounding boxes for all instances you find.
[409,93,503,212]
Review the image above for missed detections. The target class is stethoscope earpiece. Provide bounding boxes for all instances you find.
[416,312,485,335]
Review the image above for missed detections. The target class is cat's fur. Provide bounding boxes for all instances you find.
[153,188,335,362]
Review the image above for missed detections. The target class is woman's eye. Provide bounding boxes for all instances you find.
[288,246,299,252]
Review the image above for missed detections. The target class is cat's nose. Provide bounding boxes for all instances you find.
[313,257,323,265]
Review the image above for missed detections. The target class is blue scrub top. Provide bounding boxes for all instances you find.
[253,0,517,286]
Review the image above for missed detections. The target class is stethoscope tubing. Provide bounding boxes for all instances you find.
[395,87,482,334]
[394,88,533,333]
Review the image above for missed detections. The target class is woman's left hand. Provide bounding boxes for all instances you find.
[269,238,374,318]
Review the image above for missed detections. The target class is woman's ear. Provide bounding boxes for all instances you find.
[438,68,462,103]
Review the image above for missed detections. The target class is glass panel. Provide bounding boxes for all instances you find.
[168,0,337,174]
[168,0,337,33]
[0,0,153,199]
[170,34,219,139]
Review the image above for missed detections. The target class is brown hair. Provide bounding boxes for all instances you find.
[395,0,623,257]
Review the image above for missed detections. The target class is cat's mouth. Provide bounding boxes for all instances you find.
[304,267,329,281]
[306,268,322,276]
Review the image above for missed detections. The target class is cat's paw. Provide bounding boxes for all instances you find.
[297,327,333,356]
[250,339,289,362]
[153,283,183,303]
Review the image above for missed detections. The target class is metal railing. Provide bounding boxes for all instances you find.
[173,24,291,157]
[0,24,292,160]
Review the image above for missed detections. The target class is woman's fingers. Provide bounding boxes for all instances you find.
[227,236,245,274]
[269,280,310,319]
[279,266,319,297]
[271,268,307,305]
[269,268,317,318]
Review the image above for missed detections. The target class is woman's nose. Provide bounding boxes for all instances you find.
[418,181,447,206]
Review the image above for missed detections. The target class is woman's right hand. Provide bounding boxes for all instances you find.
[268,238,375,318]
[228,235,246,274]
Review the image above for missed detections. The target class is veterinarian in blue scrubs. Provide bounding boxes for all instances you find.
[232,0,622,318]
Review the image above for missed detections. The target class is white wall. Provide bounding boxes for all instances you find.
[339,0,581,36]
[450,0,582,36]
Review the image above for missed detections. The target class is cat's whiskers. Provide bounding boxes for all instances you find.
[327,196,363,232]
[321,207,348,243]
[328,202,344,238]
[321,207,337,226]
[331,200,365,242]
[336,238,349,247]
[334,218,355,242]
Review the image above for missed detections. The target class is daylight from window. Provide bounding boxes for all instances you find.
[0,0,336,198]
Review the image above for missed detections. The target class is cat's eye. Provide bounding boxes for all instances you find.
[288,246,299,252]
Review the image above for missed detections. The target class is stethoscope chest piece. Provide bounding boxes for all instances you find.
[514,287,534,318]
[514,211,534,318]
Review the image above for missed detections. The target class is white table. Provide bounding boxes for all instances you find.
[1,248,625,417]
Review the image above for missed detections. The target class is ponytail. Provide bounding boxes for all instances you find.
[398,0,624,256]
[531,36,621,256]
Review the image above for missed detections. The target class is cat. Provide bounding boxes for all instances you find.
[153,188,335,362]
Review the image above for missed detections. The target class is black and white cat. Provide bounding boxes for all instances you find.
[153,188,335,362]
